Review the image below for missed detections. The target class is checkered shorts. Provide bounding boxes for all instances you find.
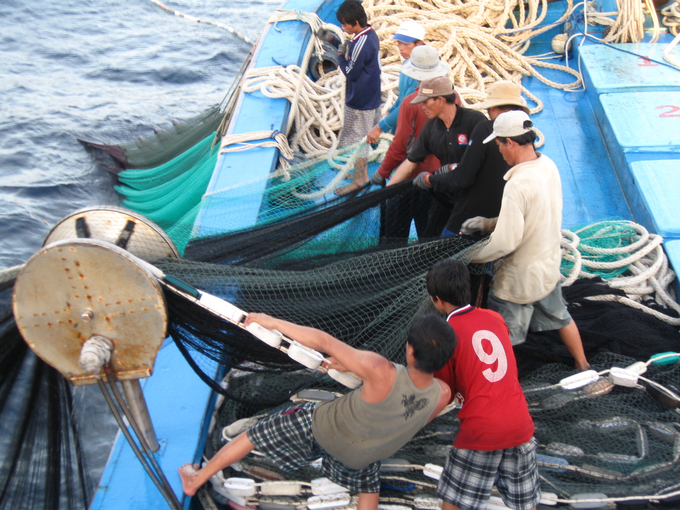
[436,438,541,510]
[338,106,381,157]
[246,401,380,493]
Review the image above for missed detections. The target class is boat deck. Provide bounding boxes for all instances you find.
[94,1,680,507]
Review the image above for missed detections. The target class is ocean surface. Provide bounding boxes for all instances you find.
[0,0,280,501]
[0,0,281,271]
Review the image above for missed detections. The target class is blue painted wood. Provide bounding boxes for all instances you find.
[664,240,680,295]
[630,160,680,238]
[579,43,680,94]
[194,0,345,239]
[91,339,214,510]
[600,92,680,156]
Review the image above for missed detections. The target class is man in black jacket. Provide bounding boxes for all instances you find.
[412,81,531,235]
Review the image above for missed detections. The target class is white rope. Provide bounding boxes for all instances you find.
[560,221,680,325]
[149,0,255,45]
[79,335,114,374]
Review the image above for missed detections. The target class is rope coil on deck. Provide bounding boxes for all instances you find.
[561,221,680,325]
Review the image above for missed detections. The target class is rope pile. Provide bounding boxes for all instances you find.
[560,220,680,326]
[242,65,399,158]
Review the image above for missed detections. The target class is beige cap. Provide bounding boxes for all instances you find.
[478,81,530,115]
[410,76,454,104]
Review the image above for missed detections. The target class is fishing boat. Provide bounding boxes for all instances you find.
[5,0,680,508]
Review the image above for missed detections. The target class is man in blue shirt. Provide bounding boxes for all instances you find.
[365,20,424,144]
[334,0,382,195]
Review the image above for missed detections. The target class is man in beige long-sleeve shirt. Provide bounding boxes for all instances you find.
[461,111,589,370]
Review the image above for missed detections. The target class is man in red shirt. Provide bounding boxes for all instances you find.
[426,259,540,510]
[370,45,453,243]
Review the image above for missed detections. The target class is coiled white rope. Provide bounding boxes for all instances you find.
[560,221,680,325]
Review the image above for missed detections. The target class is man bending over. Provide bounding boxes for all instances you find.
[179,313,456,510]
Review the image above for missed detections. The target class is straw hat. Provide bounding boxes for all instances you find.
[401,45,450,82]
[478,81,530,115]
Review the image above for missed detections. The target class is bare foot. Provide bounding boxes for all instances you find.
[334,180,368,196]
[178,463,200,496]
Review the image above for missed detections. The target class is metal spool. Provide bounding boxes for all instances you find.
[43,205,179,263]
[13,238,167,386]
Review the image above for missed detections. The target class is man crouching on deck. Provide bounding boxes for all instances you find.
[179,313,456,510]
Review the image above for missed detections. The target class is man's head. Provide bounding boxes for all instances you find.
[411,76,457,119]
[478,81,530,120]
[406,314,457,373]
[426,259,471,310]
[401,45,450,81]
[483,110,537,165]
[393,20,425,59]
[337,0,368,33]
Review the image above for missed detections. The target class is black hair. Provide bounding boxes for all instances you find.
[426,259,471,308]
[407,314,457,373]
[442,92,457,104]
[336,0,367,27]
[496,120,537,146]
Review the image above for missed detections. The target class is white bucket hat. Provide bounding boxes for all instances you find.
[393,20,426,43]
[483,110,535,144]
[477,81,530,115]
[401,45,450,81]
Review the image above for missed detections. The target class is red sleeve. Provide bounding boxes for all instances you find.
[377,92,419,178]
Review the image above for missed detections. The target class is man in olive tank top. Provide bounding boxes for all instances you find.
[179,313,456,510]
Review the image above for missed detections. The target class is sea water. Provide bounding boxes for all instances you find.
[0,0,280,270]
[0,0,280,501]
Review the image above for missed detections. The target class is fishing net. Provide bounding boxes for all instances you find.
[79,106,222,171]
[0,290,91,510]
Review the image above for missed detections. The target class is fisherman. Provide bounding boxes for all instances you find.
[385,76,486,236]
[334,0,382,195]
[461,110,589,370]
[365,20,425,144]
[370,45,452,243]
[179,313,456,510]
[426,259,540,510]
[412,81,530,235]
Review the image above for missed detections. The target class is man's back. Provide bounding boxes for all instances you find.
[377,89,440,179]
[435,306,533,451]
[313,364,441,469]
[429,119,509,232]
[471,153,563,303]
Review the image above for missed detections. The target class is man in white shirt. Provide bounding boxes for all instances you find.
[462,110,589,370]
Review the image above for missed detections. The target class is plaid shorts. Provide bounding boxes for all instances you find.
[246,401,380,493]
[436,438,541,510]
[338,106,381,157]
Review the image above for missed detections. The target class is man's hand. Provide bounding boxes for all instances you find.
[434,163,457,175]
[366,125,382,145]
[412,172,432,190]
[338,41,350,59]
[461,216,494,235]
[370,172,386,186]
[244,312,277,330]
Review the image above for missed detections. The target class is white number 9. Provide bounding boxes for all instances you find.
[471,330,508,382]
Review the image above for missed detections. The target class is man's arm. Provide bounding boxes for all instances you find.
[244,313,393,386]
[386,159,417,185]
[470,195,525,263]
[337,34,369,82]
[429,123,490,194]
[377,99,418,178]
[427,379,452,422]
